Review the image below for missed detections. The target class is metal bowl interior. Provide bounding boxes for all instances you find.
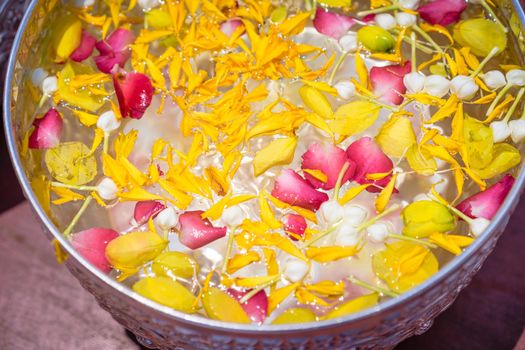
[4,1,525,348]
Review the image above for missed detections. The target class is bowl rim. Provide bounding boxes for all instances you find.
[4,0,525,335]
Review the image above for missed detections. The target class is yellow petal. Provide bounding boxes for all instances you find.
[375,116,416,158]
[338,184,371,205]
[306,246,359,263]
[375,173,397,213]
[253,136,298,176]
[295,287,330,307]
[329,101,381,136]
[323,293,378,320]
[299,85,334,119]
[268,282,300,313]
[227,251,261,274]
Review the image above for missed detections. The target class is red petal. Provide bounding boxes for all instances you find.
[113,71,154,119]
[313,8,356,40]
[418,0,467,26]
[133,200,166,226]
[301,143,355,190]
[346,137,393,193]
[370,61,411,105]
[70,30,96,62]
[28,108,63,149]
[456,174,515,220]
[220,18,244,36]
[71,228,119,273]
[95,28,135,73]
[227,288,268,324]
[178,211,227,249]
[283,214,307,241]
[271,169,329,211]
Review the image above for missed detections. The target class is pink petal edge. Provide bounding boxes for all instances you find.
[283,214,307,241]
[456,174,515,220]
[28,108,63,149]
[418,0,467,26]
[301,143,355,190]
[133,200,166,226]
[313,8,356,40]
[227,288,268,324]
[113,71,154,119]
[346,137,394,193]
[271,169,329,211]
[71,228,119,273]
[70,30,96,62]
[220,18,244,37]
[370,61,411,106]
[178,210,227,249]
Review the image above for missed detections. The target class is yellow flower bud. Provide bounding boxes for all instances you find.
[401,200,455,238]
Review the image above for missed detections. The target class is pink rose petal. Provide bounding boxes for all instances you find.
[28,108,63,149]
[220,18,244,37]
[133,200,166,226]
[370,61,411,105]
[178,211,227,249]
[313,8,356,40]
[418,0,467,26]
[94,28,135,73]
[283,214,307,241]
[301,143,356,190]
[346,137,394,193]
[113,71,154,119]
[70,30,96,62]
[227,288,268,324]
[271,169,329,211]
[456,174,515,220]
[71,228,119,273]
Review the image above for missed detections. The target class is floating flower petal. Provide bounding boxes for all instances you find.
[271,169,329,211]
[313,8,356,40]
[227,288,268,323]
[71,227,119,273]
[28,108,63,149]
[418,0,467,26]
[370,62,411,105]
[133,200,166,226]
[283,214,307,241]
[178,210,227,249]
[301,143,355,190]
[113,71,154,119]
[456,174,514,220]
[345,137,394,192]
[70,30,96,62]
[94,28,135,73]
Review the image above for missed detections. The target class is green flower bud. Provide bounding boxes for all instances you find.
[357,26,395,53]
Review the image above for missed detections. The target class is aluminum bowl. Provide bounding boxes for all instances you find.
[4,1,525,349]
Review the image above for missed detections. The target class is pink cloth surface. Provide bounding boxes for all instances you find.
[0,202,136,350]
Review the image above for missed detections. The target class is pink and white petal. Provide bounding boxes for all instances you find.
[178,211,227,249]
[71,228,119,273]
[95,51,130,74]
[220,18,244,37]
[301,143,355,190]
[28,108,63,149]
[456,174,515,220]
[283,214,307,241]
[227,288,268,324]
[70,30,96,62]
[418,0,467,26]
[113,71,154,119]
[133,200,166,226]
[313,8,356,40]
[346,137,394,192]
[271,169,329,211]
[370,61,411,105]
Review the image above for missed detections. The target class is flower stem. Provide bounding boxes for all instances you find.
[357,4,399,17]
[470,46,500,78]
[486,83,512,116]
[347,275,399,298]
[221,228,236,274]
[412,24,443,54]
[400,34,434,55]
[63,196,93,237]
[362,94,400,112]
[103,132,110,154]
[239,275,282,303]
[357,204,400,231]
[503,87,525,123]
[303,221,342,247]
[388,233,437,248]
[329,51,351,85]
[411,32,417,72]
[333,161,351,200]
[479,0,508,33]
[51,181,97,192]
